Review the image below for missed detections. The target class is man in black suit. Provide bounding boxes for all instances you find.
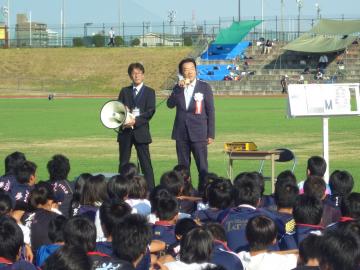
[117,63,155,190]
[167,58,215,193]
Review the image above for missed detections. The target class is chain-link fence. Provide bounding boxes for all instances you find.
[1,15,358,48]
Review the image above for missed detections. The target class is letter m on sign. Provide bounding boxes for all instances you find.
[324,99,333,111]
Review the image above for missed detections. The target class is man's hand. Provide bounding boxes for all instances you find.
[207,138,214,145]
[123,117,136,129]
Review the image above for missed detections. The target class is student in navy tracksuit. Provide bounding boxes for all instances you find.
[0,216,37,270]
[192,178,233,224]
[220,172,264,252]
[272,175,299,240]
[325,170,354,209]
[303,175,341,227]
[95,199,150,270]
[292,234,321,270]
[279,195,324,250]
[152,194,178,246]
[326,192,360,231]
[0,151,26,193]
[205,223,243,270]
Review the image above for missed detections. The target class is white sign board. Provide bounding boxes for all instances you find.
[287,83,360,117]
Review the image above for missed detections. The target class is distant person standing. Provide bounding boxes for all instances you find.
[280,75,288,94]
[108,27,115,47]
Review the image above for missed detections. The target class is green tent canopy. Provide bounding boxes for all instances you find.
[214,20,262,45]
[284,19,360,53]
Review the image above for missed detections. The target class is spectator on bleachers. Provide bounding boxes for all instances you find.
[280,75,288,94]
[264,40,273,54]
[318,55,328,69]
[315,68,324,80]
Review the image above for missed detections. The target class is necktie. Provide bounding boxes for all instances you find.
[133,88,138,98]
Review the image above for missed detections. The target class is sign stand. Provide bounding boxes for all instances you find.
[288,83,360,182]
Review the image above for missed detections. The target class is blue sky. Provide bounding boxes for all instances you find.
[2,0,359,27]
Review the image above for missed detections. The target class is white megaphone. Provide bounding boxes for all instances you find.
[100,100,135,129]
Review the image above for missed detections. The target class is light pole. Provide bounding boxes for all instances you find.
[61,0,65,47]
[238,0,241,21]
[315,3,321,20]
[296,0,303,37]
[261,0,264,37]
[167,10,176,35]
[280,0,285,41]
[118,0,121,37]
[84,22,92,37]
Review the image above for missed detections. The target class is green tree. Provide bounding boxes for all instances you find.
[92,34,105,47]
[130,38,140,47]
[72,37,84,47]
[183,36,193,46]
[115,36,124,46]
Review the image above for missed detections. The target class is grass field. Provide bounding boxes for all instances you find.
[0,96,359,193]
[0,47,192,94]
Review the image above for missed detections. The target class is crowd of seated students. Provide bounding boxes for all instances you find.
[0,151,359,270]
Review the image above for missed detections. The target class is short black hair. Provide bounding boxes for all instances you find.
[180,227,213,264]
[274,181,299,209]
[298,234,321,264]
[246,215,277,251]
[173,165,193,196]
[233,172,261,206]
[47,154,70,181]
[276,170,297,187]
[64,216,96,252]
[340,192,360,218]
[329,170,354,197]
[0,216,24,262]
[0,193,13,216]
[319,230,360,270]
[29,181,55,209]
[128,175,148,199]
[112,214,152,263]
[178,58,197,76]
[149,186,170,214]
[307,156,327,177]
[99,199,131,237]
[156,194,179,221]
[42,245,91,270]
[4,151,26,175]
[127,63,145,76]
[120,162,138,180]
[205,222,227,242]
[175,218,198,238]
[107,174,129,201]
[160,171,184,196]
[293,195,323,225]
[15,160,37,184]
[80,174,108,206]
[48,215,67,243]
[207,178,233,209]
[303,175,326,200]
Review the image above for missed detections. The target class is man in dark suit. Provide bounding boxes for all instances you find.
[167,58,215,193]
[117,63,155,190]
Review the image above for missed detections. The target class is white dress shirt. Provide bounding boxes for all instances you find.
[184,79,196,109]
[133,82,144,96]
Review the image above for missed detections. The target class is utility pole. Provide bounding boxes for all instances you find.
[238,0,241,21]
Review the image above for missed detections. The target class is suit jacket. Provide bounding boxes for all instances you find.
[167,79,215,142]
[117,84,156,144]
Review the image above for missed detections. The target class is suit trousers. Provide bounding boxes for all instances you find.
[118,134,155,191]
[176,139,208,193]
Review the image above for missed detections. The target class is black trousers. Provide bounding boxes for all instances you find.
[118,135,155,191]
[176,139,208,194]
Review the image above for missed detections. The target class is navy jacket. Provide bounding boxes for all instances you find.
[0,174,16,192]
[192,208,226,223]
[271,211,295,240]
[210,241,244,270]
[167,80,215,142]
[117,85,156,144]
[279,224,323,250]
[152,221,177,246]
